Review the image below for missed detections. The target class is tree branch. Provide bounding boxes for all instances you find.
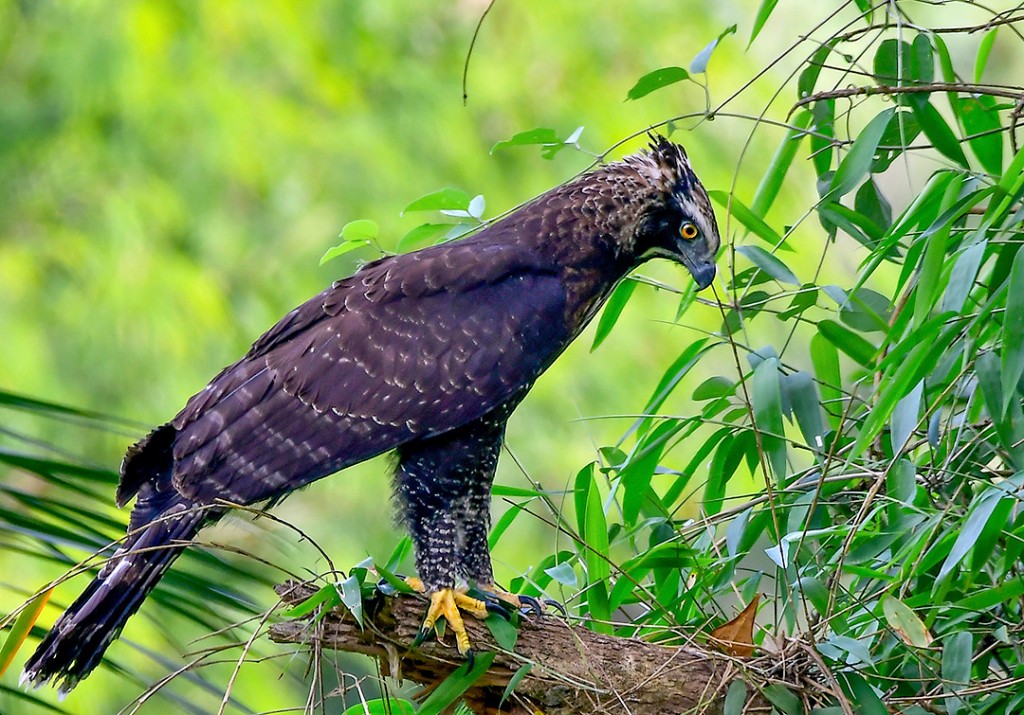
[269,581,793,714]
[791,82,1024,114]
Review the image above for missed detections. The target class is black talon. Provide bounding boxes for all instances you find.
[464,648,475,671]
[376,577,398,596]
[517,594,545,615]
[544,597,568,617]
[471,589,514,620]
[413,626,431,647]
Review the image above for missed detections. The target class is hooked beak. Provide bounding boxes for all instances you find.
[682,255,717,290]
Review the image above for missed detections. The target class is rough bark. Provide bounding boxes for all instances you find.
[269,580,776,714]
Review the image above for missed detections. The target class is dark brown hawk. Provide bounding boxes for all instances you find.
[24,137,719,692]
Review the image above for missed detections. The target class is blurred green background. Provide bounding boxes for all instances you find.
[4,0,1014,712]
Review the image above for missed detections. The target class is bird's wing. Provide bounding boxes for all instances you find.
[163,240,569,506]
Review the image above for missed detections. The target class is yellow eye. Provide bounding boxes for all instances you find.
[680,222,699,240]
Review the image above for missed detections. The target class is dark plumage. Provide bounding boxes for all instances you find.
[23,137,719,693]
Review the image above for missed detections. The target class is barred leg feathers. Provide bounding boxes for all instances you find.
[21,501,204,695]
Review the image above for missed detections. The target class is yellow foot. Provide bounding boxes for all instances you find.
[405,578,489,656]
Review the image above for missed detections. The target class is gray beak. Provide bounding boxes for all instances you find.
[684,258,717,290]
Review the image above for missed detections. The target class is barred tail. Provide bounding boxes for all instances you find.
[21,501,204,694]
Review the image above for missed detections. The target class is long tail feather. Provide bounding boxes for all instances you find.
[21,501,204,694]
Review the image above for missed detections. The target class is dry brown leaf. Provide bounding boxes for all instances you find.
[709,594,760,657]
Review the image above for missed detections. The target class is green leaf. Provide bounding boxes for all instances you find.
[689,25,736,74]
[752,357,786,482]
[634,340,711,438]
[748,0,779,45]
[339,218,378,241]
[0,588,52,678]
[402,187,470,214]
[751,110,813,216]
[911,98,970,168]
[621,419,681,524]
[941,240,987,313]
[941,631,973,715]
[818,319,876,367]
[396,222,451,252]
[881,594,932,647]
[872,110,921,172]
[625,66,690,100]
[319,238,373,265]
[544,561,577,587]
[811,333,843,431]
[959,576,1024,611]
[838,288,892,333]
[830,108,894,198]
[338,573,364,628]
[341,699,416,715]
[708,190,785,247]
[591,279,637,351]
[960,95,1003,175]
[500,664,532,707]
[575,463,611,632]
[724,679,747,715]
[974,28,998,83]
[484,611,518,650]
[784,371,824,452]
[778,284,818,320]
[281,583,341,619]
[1002,247,1024,413]
[491,127,562,154]
[736,245,798,285]
[418,652,495,715]
[798,42,834,100]
[693,376,734,400]
[873,37,933,86]
[837,673,887,715]
[890,380,922,453]
[938,486,1008,582]
[763,684,802,715]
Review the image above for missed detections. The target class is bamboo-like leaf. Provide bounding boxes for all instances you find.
[751,111,812,216]
[938,487,1008,582]
[784,371,825,452]
[941,240,987,313]
[748,0,779,45]
[417,652,495,715]
[1001,247,1024,413]
[810,333,843,431]
[830,109,894,198]
[881,594,933,647]
[708,190,785,247]
[736,245,799,285]
[974,28,998,83]
[0,588,52,677]
[483,611,518,650]
[724,679,747,715]
[591,279,637,351]
[941,631,973,715]
[500,664,532,707]
[818,319,876,367]
[912,99,970,168]
[752,358,786,483]
[890,380,923,453]
[960,96,1003,175]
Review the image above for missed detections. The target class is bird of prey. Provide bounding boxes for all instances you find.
[23,136,719,693]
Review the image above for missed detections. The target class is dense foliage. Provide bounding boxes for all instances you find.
[3,1,1024,713]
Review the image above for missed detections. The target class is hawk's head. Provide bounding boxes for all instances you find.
[622,136,720,290]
